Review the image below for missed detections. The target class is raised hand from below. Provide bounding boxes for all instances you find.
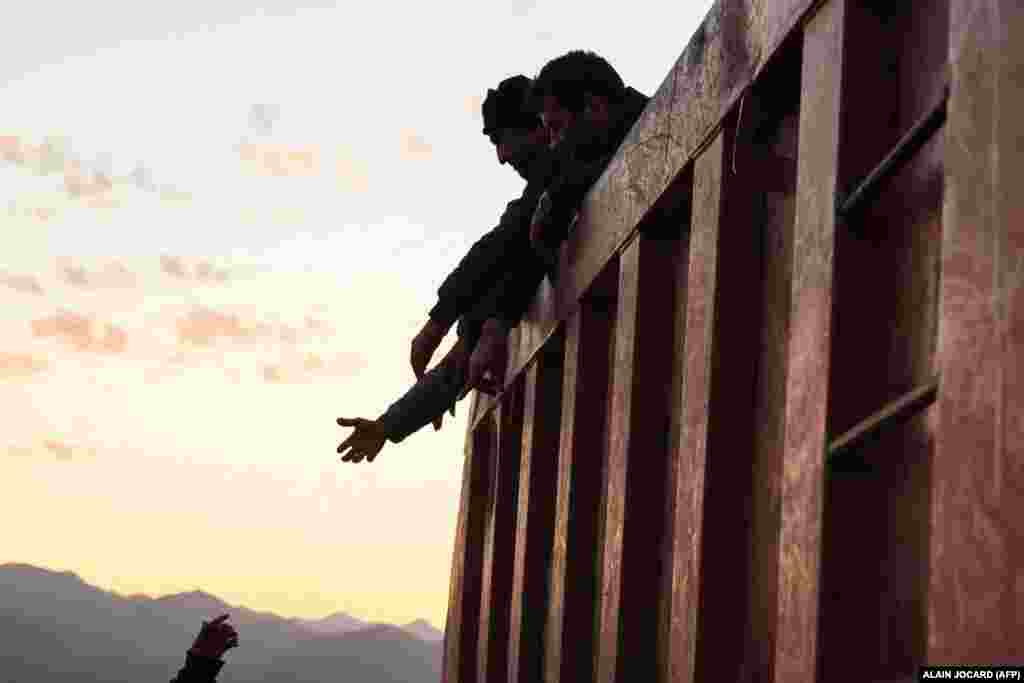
[336,417,388,463]
[188,614,238,660]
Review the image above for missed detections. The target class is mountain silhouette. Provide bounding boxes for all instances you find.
[0,563,442,682]
[402,619,444,642]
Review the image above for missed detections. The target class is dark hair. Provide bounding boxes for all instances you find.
[531,50,625,114]
[482,75,541,137]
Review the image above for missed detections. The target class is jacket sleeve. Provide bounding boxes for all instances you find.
[427,195,534,329]
[376,355,464,443]
[462,250,550,331]
[169,652,224,683]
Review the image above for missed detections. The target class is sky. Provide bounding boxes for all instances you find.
[0,0,714,630]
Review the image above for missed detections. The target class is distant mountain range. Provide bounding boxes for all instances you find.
[0,563,442,682]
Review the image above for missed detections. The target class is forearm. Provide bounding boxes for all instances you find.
[169,652,224,683]
[376,357,463,443]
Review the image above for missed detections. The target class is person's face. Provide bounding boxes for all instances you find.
[540,95,576,149]
[541,93,612,149]
[490,126,548,177]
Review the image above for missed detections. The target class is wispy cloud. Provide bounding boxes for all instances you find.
[31,311,128,354]
[0,352,50,380]
[0,270,44,295]
[238,142,321,177]
[59,260,137,290]
[176,307,268,346]
[5,438,97,462]
[159,255,232,284]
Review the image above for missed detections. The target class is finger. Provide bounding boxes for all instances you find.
[337,438,354,454]
[209,614,230,625]
[432,415,442,431]
[336,417,365,428]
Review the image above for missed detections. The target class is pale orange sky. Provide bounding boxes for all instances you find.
[0,0,712,629]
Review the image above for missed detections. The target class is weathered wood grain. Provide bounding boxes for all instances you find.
[928,0,1024,662]
[507,336,563,683]
[770,1,845,679]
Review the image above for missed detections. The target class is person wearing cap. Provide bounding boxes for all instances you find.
[407,75,552,387]
[461,51,650,394]
[334,75,553,463]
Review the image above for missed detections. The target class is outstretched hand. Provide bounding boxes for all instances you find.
[189,614,238,660]
[336,417,388,463]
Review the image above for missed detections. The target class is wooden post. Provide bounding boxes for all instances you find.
[545,267,618,683]
[595,229,680,683]
[508,336,564,682]
[666,131,726,683]
[446,421,496,683]
[928,0,1024,661]
[477,388,523,683]
[771,1,846,679]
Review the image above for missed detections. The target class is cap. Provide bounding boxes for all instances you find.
[482,75,539,136]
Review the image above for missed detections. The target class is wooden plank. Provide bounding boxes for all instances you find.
[545,266,618,683]
[474,414,499,683]
[666,131,726,683]
[446,422,496,683]
[770,1,845,679]
[595,226,681,681]
[928,0,1024,662]
[740,109,799,683]
[477,389,523,683]
[594,242,641,683]
[507,336,563,683]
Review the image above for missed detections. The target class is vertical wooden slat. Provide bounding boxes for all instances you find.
[594,231,679,683]
[771,1,845,680]
[545,267,617,683]
[594,240,641,683]
[446,422,495,683]
[474,415,499,683]
[929,0,1024,661]
[667,131,726,683]
[477,389,523,683]
[507,336,563,683]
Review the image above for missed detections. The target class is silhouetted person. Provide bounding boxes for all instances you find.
[408,75,551,395]
[337,76,553,463]
[462,50,650,391]
[169,614,238,683]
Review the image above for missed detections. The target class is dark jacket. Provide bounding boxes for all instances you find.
[466,87,650,329]
[427,148,553,332]
[376,349,464,443]
[169,652,224,683]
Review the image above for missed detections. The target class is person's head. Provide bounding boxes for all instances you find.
[531,50,626,148]
[482,75,548,177]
